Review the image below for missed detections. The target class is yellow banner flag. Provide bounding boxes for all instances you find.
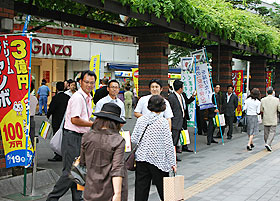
[132,68,139,96]
[89,55,101,98]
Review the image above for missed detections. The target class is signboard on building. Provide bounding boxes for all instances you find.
[266,71,272,90]
[0,35,34,168]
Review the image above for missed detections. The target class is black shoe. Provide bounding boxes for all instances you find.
[48,155,62,162]
[211,140,218,143]
[250,144,255,148]
[207,142,211,145]
[265,144,272,152]
[176,156,182,162]
[247,146,252,151]
[227,136,232,140]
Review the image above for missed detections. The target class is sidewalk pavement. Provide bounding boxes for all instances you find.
[2,114,280,201]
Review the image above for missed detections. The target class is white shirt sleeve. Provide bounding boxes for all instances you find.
[164,100,174,119]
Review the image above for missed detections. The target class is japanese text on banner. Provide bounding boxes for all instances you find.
[89,55,101,98]
[266,71,272,90]
[232,70,243,117]
[195,63,214,110]
[0,36,34,168]
[181,71,195,127]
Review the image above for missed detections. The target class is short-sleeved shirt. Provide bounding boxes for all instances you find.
[30,95,38,116]
[64,88,93,133]
[134,94,173,119]
[37,85,50,97]
[95,95,125,120]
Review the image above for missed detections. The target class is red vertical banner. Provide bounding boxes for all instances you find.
[266,71,272,90]
[232,70,243,117]
[0,36,33,168]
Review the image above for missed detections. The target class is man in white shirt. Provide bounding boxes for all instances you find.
[64,79,77,97]
[95,80,125,120]
[134,79,173,128]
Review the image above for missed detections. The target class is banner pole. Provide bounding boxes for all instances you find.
[194,57,197,154]
[204,48,224,145]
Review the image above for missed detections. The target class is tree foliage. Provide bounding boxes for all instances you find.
[15,0,280,56]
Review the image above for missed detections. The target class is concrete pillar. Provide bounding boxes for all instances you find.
[138,34,169,97]
[250,57,266,97]
[211,45,233,92]
[0,0,14,33]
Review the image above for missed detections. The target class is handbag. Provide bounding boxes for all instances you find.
[120,130,132,152]
[69,156,87,186]
[125,124,150,171]
[213,114,226,127]
[39,120,51,139]
[164,171,184,201]
[49,115,65,155]
[179,130,190,145]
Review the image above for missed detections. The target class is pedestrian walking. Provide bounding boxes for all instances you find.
[47,82,70,162]
[134,79,173,129]
[132,95,176,201]
[95,80,125,120]
[221,84,238,140]
[37,79,50,115]
[243,88,261,151]
[260,87,280,151]
[124,86,133,119]
[80,103,127,201]
[46,70,96,201]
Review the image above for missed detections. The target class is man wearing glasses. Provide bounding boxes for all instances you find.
[95,79,125,120]
[47,70,96,201]
[134,79,173,128]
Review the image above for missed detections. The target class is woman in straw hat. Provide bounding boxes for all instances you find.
[80,103,127,201]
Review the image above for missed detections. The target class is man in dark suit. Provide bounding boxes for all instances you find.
[168,80,195,161]
[93,78,109,105]
[221,84,238,140]
[207,84,222,144]
[47,82,70,161]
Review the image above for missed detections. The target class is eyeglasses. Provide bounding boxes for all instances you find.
[83,80,95,85]
[109,86,120,89]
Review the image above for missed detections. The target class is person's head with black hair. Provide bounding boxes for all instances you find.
[149,79,163,95]
[56,82,65,92]
[214,83,221,94]
[79,70,96,95]
[125,86,130,91]
[41,79,47,85]
[267,86,273,95]
[173,80,183,93]
[68,79,77,92]
[147,95,166,113]
[227,84,234,94]
[107,80,120,99]
[101,78,109,85]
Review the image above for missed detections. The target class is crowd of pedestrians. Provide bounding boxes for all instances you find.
[30,72,280,201]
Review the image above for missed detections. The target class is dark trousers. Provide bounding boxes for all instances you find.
[196,108,207,134]
[46,130,83,201]
[135,161,169,201]
[222,115,234,138]
[171,129,181,146]
[207,118,215,144]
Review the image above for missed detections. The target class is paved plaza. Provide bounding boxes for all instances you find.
[1,114,280,201]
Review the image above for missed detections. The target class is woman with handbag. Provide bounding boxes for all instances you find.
[80,103,127,201]
[131,95,176,201]
[243,88,261,151]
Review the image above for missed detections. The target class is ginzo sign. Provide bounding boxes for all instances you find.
[32,38,72,56]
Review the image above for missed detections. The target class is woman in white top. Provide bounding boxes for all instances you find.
[243,88,261,151]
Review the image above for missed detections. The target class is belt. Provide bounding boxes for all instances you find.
[64,129,83,136]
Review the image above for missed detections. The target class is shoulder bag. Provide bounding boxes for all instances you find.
[125,123,150,171]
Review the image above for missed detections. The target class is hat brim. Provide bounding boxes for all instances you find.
[93,112,126,124]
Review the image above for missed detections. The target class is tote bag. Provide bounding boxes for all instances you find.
[164,173,184,201]
[49,115,65,155]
